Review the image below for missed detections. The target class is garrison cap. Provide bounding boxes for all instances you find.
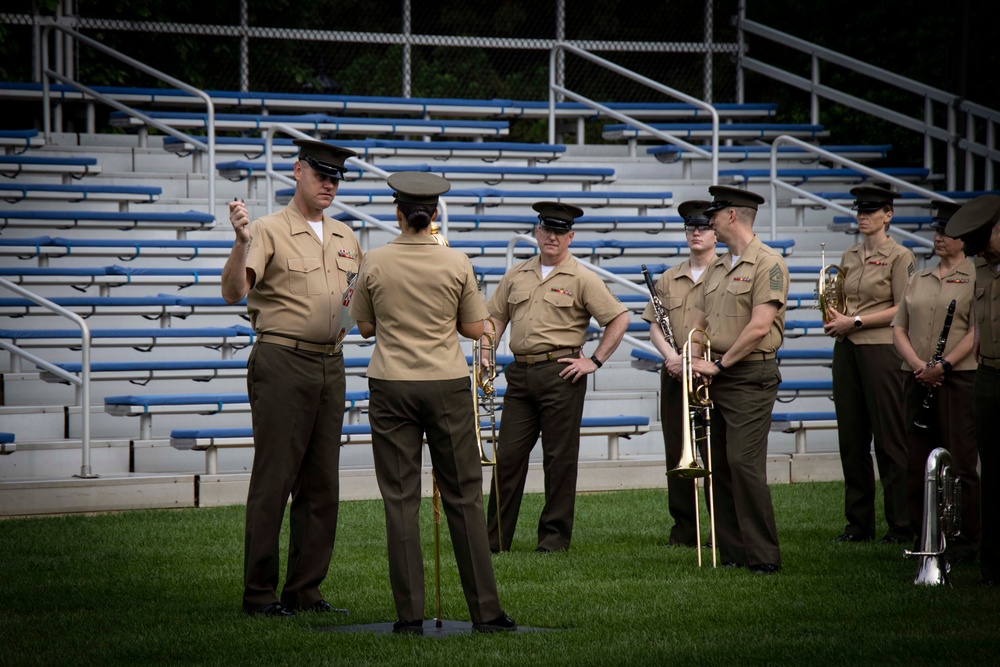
[387,171,451,206]
[293,138,356,179]
[533,201,584,232]
[944,194,1000,256]
[702,185,766,215]
[850,185,900,212]
[929,199,962,232]
[677,200,712,227]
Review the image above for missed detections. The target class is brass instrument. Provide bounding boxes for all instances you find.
[430,220,449,247]
[817,242,846,324]
[904,447,962,586]
[668,328,718,567]
[641,264,676,352]
[914,299,957,429]
[473,319,498,466]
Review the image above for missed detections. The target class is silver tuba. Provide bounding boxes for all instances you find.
[903,447,962,586]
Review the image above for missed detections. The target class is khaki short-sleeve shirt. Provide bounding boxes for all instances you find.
[245,204,362,343]
[690,235,788,354]
[839,236,915,345]
[974,257,1000,363]
[349,235,488,380]
[640,259,711,350]
[487,254,626,355]
[892,258,976,371]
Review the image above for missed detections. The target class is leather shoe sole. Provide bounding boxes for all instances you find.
[749,563,782,575]
[248,602,295,618]
[472,613,517,633]
[835,532,873,543]
[392,619,424,634]
[300,600,350,614]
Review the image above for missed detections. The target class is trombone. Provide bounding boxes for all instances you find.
[817,242,846,324]
[667,328,717,567]
[473,319,503,549]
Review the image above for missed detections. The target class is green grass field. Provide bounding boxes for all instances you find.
[2,482,997,666]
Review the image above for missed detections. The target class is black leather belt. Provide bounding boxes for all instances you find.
[258,333,342,356]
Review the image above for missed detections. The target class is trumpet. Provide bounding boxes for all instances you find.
[668,328,718,567]
[904,447,962,586]
[817,242,846,324]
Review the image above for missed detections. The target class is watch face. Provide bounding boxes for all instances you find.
[854,317,862,328]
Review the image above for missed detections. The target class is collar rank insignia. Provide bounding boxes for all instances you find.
[551,287,573,297]
[338,249,356,260]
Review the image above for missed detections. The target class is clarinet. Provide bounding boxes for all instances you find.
[913,299,957,429]
[641,264,677,353]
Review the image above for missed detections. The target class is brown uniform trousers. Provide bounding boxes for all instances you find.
[975,364,1000,582]
[903,371,980,558]
[487,357,588,552]
[832,340,911,541]
[707,358,782,567]
[243,343,345,612]
[368,377,502,624]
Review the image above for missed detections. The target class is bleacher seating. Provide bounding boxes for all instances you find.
[0,155,101,178]
[0,182,160,203]
[0,210,215,232]
[0,433,16,455]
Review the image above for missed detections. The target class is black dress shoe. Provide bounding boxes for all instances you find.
[835,532,873,543]
[392,619,424,634]
[472,613,517,633]
[879,534,909,545]
[749,563,782,575]
[980,579,998,588]
[721,561,745,569]
[249,602,295,618]
[301,599,350,614]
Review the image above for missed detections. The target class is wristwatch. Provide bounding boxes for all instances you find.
[714,359,725,373]
[590,355,604,369]
[853,315,863,328]
[940,359,953,374]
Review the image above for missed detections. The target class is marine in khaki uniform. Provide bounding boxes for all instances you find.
[222,139,361,617]
[640,200,717,547]
[349,172,515,633]
[688,185,788,574]
[484,202,630,553]
[892,200,979,560]
[823,186,916,545]
[945,193,1000,587]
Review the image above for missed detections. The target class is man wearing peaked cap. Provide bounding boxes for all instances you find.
[944,193,1000,587]
[222,137,362,618]
[702,184,766,216]
[533,200,584,232]
[641,200,717,548]
[483,201,630,553]
[687,183,789,573]
[292,138,356,180]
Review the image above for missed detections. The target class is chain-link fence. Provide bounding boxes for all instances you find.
[1,0,741,103]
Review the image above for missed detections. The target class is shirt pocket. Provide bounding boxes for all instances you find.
[541,290,575,328]
[724,281,753,317]
[287,256,324,296]
[507,290,531,322]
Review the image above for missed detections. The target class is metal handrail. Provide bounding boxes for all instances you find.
[261,124,451,250]
[0,278,94,478]
[742,18,1000,192]
[40,24,216,220]
[768,135,945,248]
[549,42,719,184]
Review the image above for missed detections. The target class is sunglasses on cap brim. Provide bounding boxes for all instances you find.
[301,155,346,180]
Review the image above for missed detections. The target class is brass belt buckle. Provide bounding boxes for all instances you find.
[546,351,554,361]
[324,344,338,356]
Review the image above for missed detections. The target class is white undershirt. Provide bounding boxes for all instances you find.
[540,264,555,279]
[730,254,741,268]
[307,220,323,240]
[690,267,704,283]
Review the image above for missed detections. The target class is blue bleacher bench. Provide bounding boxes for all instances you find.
[0,155,101,178]
[0,432,16,455]
[0,182,160,203]
[0,129,43,154]
[719,166,931,186]
[0,325,255,351]
[0,209,215,232]
[629,347,832,371]
[770,411,838,453]
[169,415,651,474]
[334,212,684,233]
[647,144,893,163]
[603,122,829,141]
[109,110,510,138]
[276,186,673,209]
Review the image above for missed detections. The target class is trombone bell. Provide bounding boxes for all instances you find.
[667,329,712,480]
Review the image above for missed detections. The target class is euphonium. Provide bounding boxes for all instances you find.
[473,319,498,466]
[903,447,962,586]
[668,328,717,567]
[817,242,846,324]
